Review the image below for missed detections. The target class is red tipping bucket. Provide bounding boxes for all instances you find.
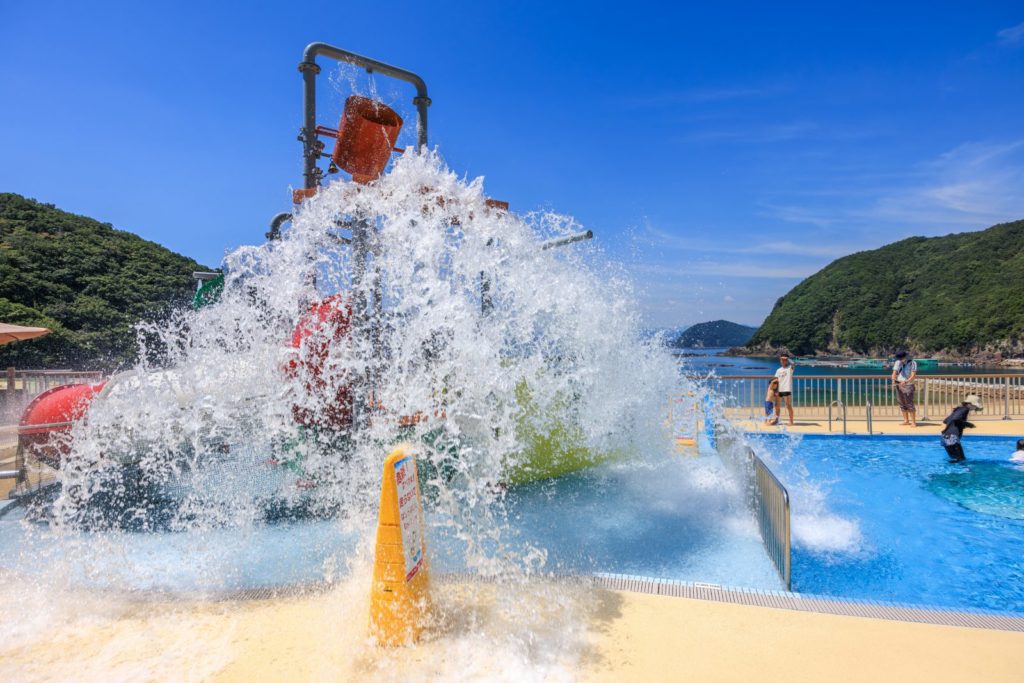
[332,95,404,183]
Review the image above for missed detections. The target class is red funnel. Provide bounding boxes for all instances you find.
[332,96,403,183]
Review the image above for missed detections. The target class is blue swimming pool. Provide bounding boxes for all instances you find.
[753,433,1024,613]
[0,453,782,594]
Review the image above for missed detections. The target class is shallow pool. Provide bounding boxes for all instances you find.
[0,453,781,594]
[754,434,1024,613]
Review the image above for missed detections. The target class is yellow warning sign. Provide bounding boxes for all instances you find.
[370,443,432,645]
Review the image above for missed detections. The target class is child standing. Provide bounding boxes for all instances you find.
[764,378,780,425]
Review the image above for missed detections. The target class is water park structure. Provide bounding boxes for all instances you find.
[2,39,1024,682]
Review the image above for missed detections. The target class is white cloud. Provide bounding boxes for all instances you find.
[864,140,1024,227]
[757,139,1024,234]
[997,21,1024,46]
[637,223,855,258]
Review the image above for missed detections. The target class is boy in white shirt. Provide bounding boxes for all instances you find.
[774,355,795,426]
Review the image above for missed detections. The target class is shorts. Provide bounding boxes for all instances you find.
[942,434,965,462]
[896,383,916,411]
[764,401,775,416]
[778,391,792,397]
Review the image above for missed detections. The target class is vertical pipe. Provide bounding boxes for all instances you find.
[922,377,929,421]
[349,217,371,429]
[414,97,429,151]
[300,61,321,191]
[1005,376,1011,420]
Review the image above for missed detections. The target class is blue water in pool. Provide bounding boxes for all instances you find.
[0,454,782,594]
[754,434,1024,613]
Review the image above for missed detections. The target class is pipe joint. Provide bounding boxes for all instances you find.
[298,61,321,75]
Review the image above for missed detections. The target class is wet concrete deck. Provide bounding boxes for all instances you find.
[1,578,1021,682]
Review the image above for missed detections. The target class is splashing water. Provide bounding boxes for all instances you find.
[13,151,678,587]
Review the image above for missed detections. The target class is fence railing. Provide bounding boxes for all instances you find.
[693,374,1024,422]
[750,447,791,590]
[704,416,792,589]
[1,368,104,422]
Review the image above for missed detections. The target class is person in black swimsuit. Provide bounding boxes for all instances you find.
[941,394,983,462]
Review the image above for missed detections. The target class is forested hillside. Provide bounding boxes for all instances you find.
[743,219,1024,357]
[0,193,208,369]
[673,320,757,348]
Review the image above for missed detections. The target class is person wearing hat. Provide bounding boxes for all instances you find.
[891,351,918,427]
[940,395,983,463]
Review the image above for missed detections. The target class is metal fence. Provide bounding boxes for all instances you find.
[1,368,104,422]
[750,447,791,589]
[695,374,1024,422]
[704,417,792,589]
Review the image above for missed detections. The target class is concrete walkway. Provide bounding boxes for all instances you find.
[1,580,1021,682]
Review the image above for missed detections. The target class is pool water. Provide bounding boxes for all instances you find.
[754,434,1024,613]
[0,453,782,594]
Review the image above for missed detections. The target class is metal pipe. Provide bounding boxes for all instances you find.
[540,230,593,251]
[0,470,18,480]
[267,212,292,241]
[866,399,873,435]
[299,42,431,190]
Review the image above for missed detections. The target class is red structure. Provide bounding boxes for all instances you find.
[19,382,106,467]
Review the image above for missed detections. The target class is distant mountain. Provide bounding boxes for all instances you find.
[673,320,757,348]
[0,193,209,370]
[742,219,1024,357]
[641,325,689,343]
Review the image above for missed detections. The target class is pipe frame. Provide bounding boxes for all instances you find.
[299,42,431,191]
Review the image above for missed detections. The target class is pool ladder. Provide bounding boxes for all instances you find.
[828,400,847,435]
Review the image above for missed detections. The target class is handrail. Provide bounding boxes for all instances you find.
[866,399,873,435]
[746,446,791,590]
[692,373,1024,423]
[828,399,847,435]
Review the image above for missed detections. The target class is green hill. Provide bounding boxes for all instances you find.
[0,193,208,370]
[743,219,1024,357]
[673,320,757,348]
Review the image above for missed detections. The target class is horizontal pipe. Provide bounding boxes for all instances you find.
[302,43,428,100]
[0,470,18,479]
[540,230,594,251]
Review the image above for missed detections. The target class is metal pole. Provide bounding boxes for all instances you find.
[922,377,929,422]
[350,217,371,429]
[1004,376,1011,420]
[299,59,323,191]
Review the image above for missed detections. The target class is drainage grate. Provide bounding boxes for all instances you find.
[593,573,1024,632]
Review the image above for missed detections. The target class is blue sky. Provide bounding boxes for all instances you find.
[2,2,1023,327]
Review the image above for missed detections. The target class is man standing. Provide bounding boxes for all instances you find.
[891,351,917,427]
[774,355,795,426]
